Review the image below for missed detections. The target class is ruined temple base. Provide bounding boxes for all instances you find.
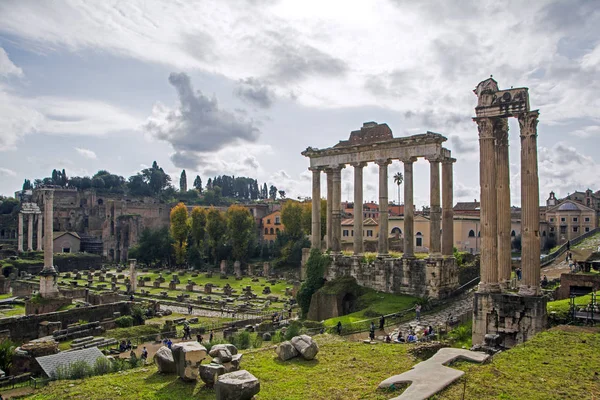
[25,297,72,315]
[472,291,547,349]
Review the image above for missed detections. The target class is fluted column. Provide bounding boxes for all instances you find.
[403,158,416,258]
[352,162,366,255]
[376,159,391,256]
[442,158,455,256]
[495,118,511,289]
[27,214,34,251]
[519,110,541,296]
[331,165,344,253]
[36,214,43,251]
[475,117,500,292]
[428,158,442,257]
[43,190,55,271]
[310,168,322,249]
[17,213,23,252]
[326,169,333,250]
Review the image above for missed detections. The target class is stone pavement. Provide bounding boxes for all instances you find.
[378,347,489,400]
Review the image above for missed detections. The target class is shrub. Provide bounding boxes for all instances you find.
[0,339,15,372]
[93,357,112,376]
[115,315,134,328]
[231,331,251,350]
[52,360,94,380]
[271,330,284,344]
[251,332,263,349]
[284,321,302,341]
[296,249,330,317]
[131,305,146,326]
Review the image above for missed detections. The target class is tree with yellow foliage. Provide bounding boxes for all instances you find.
[170,202,190,265]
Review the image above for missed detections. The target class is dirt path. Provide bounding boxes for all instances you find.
[541,248,594,280]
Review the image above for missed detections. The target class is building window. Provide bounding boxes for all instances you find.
[267,219,271,224]
[416,232,423,247]
[573,217,578,222]
[585,217,590,222]
[63,248,71,253]
[560,226,567,234]
[550,227,554,232]
[468,230,475,237]
[585,227,590,232]
[351,230,354,236]
[561,217,566,222]
[276,228,280,233]
[366,230,373,237]
[264,228,268,235]
[275,216,281,225]
[573,226,578,233]
[542,231,546,237]
[270,228,274,235]
[343,230,349,237]
[549,218,554,222]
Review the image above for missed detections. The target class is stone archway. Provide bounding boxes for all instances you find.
[341,292,357,315]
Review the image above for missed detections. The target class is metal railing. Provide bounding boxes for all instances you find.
[541,228,600,267]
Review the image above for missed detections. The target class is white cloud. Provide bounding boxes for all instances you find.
[75,147,97,159]
[570,125,600,138]
[0,167,16,177]
[0,47,23,78]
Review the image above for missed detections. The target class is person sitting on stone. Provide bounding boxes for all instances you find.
[394,332,405,343]
[167,338,173,349]
[126,339,132,351]
[197,333,203,343]
[541,275,549,287]
[407,333,417,343]
[384,334,391,343]
[119,340,127,352]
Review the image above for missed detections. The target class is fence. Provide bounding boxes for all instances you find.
[541,227,600,267]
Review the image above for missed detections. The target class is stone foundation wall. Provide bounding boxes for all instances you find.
[0,301,131,342]
[87,292,121,305]
[556,273,600,300]
[326,255,458,299]
[472,292,547,348]
[25,297,72,315]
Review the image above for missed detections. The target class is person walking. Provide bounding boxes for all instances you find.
[369,321,375,341]
[379,315,385,331]
[336,321,342,335]
[141,347,148,361]
[567,240,571,251]
[415,304,422,322]
[209,330,214,343]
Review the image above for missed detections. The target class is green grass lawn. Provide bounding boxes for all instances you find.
[547,293,594,319]
[22,327,600,400]
[0,303,25,317]
[323,289,417,327]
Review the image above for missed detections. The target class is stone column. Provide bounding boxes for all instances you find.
[17,213,23,252]
[428,158,441,257]
[331,165,343,253]
[495,118,512,289]
[129,259,137,293]
[352,162,366,255]
[403,158,416,258]
[43,191,54,270]
[310,168,321,250]
[475,118,500,292]
[326,169,333,250]
[27,214,34,251]
[519,111,541,296]
[36,213,43,251]
[441,158,455,256]
[376,159,391,256]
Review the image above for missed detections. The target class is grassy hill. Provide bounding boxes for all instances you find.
[22,326,600,400]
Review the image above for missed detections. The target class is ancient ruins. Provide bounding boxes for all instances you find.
[39,189,59,298]
[302,123,458,299]
[471,78,547,347]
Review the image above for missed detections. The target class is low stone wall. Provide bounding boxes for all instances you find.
[9,254,102,275]
[0,301,131,343]
[326,255,458,299]
[25,297,72,315]
[87,292,121,305]
[12,280,37,296]
[556,273,600,300]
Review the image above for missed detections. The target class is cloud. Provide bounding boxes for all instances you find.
[0,47,23,78]
[143,72,260,168]
[75,147,97,159]
[570,125,600,138]
[0,167,16,177]
[234,77,274,109]
[449,135,477,154]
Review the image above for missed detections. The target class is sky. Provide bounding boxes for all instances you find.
[0,0,599,208]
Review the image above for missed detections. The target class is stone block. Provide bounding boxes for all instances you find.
[155,346,176,374]
[215,370,260,400]
[209,344,233,363]
[275,341,298,361]
[290,335,319,360]
[199,363,225,386]
[171,341,207,381]
[222,353,243,373]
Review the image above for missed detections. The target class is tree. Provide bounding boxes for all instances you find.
[180,170,187,192]
[0,197,19,214]
[226,205,255,262]
[61,168,68,186]
[278,190,286,199]
[299,199,327,240]
[170,202,190,265]
[206,207,227,265]
[269,185,278,200]
[281,200,304,239]
[128,227,174,266]
[193,175,203,192]
[296,249,329,316]
[262,183,268,199]
[190,207,207,248]
[22,179,32,191]
[91,176,105,189]
[393,172,403,205]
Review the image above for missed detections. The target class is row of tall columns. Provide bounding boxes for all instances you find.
[17,213,43,252]
[475,111,540,296]
[309,155,455,259]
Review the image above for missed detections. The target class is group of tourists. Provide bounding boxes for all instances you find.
[119,339,133,353]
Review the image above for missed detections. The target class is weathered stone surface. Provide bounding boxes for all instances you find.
[209,344,234,363]
[199,363,225,386]
[290,335,319,360]
[215,370,260,400]
[262,332,272,341]
[171,341,207,381]
[222,353,243,373]
[154,346,176,374]
[275,341,298,361]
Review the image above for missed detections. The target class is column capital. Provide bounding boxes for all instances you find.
[326,164,345,173]
[375,159,391,166]
[350,162,367,168]
[400,156,418,164]
[308,166,322,173]
[425,155,443,163]
[441,157,456,164]
[473,117,494,139]
[493,118,509,145]
[518,110,539,138]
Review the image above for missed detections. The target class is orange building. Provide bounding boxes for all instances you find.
[262,210,283,244]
